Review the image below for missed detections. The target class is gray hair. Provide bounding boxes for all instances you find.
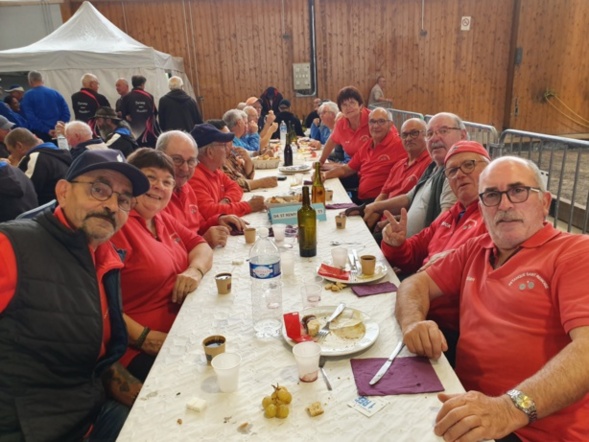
[480,156,547,193]
[81,73,97,88]
[28,71,42,84]
[168,76,184,91]
[319,100,338,115]
[369,107,392,121]
[243,105,258,118]
[223,109,246,130]
[156,130,197,152]
[429,112,466,131]
[64,121,92,139]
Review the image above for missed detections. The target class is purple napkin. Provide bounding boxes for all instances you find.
[304,179,313,185]
[350,356,444,396]
[325,203,357,210]
[352,282,397,297]
[230,229,244,236]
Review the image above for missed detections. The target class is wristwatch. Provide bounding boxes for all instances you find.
[506,389,538,423]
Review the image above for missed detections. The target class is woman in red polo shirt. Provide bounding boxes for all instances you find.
[111,148,213,381]
[318,86,371,168]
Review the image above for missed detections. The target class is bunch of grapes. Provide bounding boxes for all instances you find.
[261,384,292,419]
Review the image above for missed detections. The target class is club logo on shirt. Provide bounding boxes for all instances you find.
[377,154,391,162]
[466,276,476,282]
[170,233,181,243]
[441,221,452,228]
[462,219,478,230]
[188,204,198,215]
[508,272,549,291]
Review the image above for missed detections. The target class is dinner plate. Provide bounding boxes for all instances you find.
[278,164,312,174]
[318,262,388,285]
[282,306,379,356]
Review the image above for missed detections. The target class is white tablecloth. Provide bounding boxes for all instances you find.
[117,164,464,442]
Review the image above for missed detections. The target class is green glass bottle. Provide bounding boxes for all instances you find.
[298,186,317,257]
[311,161,325,204]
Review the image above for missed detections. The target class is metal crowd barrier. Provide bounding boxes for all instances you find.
[387,108,425,132]
[425,114,499,147]
[489,129,589,233]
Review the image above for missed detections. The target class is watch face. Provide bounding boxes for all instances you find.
[520,397,533,409]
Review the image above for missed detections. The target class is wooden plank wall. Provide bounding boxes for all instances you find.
[63,0,588,135]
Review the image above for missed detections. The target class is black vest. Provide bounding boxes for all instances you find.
[0,211,128,442]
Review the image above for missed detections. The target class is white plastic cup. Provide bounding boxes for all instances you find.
[300,283,322,309]
[212,352,242,392]
[292,341,321,382]
[281,251,295,276]
[292,173,304,186]
[273,224,286,242]
[331,247,348,268]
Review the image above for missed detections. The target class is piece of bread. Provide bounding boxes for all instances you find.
[307,401,324,417]
[302,315,321,337]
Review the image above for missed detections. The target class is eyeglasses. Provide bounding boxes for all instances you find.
[479,186,542,207]
[401,129,424,140]
[70,181,136,212]
[444,159,486,179]
[145,174,176,189]
[368,119,390,126]
[170,155,197,168]
[425,126,462,140]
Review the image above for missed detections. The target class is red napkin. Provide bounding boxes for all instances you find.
[350,357,444,396]
[352,282,397,297]
[283,312,313,343]
[318,263,350,281]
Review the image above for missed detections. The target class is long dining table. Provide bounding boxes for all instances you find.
[117,157,465,442]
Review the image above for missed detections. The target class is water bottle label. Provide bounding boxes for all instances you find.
[250,262,281,279]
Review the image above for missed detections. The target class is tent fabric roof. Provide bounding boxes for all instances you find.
[0,1,178,71]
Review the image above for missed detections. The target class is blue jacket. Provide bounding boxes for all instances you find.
[21,85,70,134]
[0,102,28,129]
[310,123,331,145]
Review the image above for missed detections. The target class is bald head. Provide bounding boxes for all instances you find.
[64,121,93,147]
[400,118,427,159]
[156,130,198,187]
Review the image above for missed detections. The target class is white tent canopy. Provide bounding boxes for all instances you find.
[0,1,194,113]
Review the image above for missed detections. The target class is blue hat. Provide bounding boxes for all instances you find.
[279,99,291,109]
[190,123,234,149]
[65,150,149,196]
[5,84,24,92]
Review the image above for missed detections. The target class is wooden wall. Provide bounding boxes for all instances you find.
[63,0,589,135]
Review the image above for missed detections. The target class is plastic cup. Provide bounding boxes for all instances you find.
[215,273,232,294]
[292,173,304,186]
[360,255,376,276]
[281,251,295,276]
[331,247,348,268]
[292,341,321,382]
[202,335,226,364]
[335,215,346,229]
[212,352,241,392]
[301,283,322,309]
[272,224,286,242]
[252,281,283,339]
[244,227,256,244]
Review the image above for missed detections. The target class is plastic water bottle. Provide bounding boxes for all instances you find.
[249,227,283,339]
[279,120,287,148]
[57,134,69,150]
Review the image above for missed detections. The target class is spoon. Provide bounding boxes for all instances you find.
[319,356,332,391]
[330,241,362,246]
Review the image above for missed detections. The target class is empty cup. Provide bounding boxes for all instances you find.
[281,251,295,276]
[215,273,232,294]
[360,255,376,276]
[212,352,242,392]
[202,335,226,364]
[292,341,321,382]
[300,283,322,309]
[335,215,346,229]
[331,247,348,268]
[292,173,304,186]
[244,227,257,244]
[272,224,286,242]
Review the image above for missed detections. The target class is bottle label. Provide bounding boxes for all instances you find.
[250,262,281,279]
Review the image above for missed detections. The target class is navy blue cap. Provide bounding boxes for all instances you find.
[65,150,149,196]
[279,99,291,108]
[190,123,234,148]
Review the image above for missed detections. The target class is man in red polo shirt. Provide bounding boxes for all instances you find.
[156,130,247,248]
[395,156,589,441]
[188,123,265,219]
[0,150,149,441]
[320,107,406,204]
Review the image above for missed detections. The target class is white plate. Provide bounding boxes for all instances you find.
[318,263,388,285]
[282,306,379,356]
[278,164,312,174]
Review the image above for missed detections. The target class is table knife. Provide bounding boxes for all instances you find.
[368,341,405,385]
[352,249,360,271]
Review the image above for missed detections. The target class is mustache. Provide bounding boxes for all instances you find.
[85,209,117,228]
[494,211,522,225]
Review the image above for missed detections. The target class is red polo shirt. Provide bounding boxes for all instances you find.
[330,107,371,158]
[381,149,432,198]
[164,184,220,235]
[426,224,589,441]
[347,128,406,200]
[189,163,251,219]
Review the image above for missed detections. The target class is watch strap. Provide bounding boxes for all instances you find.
[507,389,538,423]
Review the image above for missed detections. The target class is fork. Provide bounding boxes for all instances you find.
[316,303,346,340]
[348,253,358,282]
[319,356,332,390]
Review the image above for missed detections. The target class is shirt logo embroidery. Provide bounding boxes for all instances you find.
[441,221,452,228]
[508,272,549,290]
[466,276,476,282]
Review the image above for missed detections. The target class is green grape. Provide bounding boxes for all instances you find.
[264,403,277,418]
[276,389,292,404]
[262,396,273,409]
[276,404,290,419]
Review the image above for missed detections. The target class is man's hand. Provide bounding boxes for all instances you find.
[172,267,202,303]
[250,176,278,190]
[203,225,230,248]
[218,215,247,232]
[418,250,455,272]
[381,209,408,247]
[313,117,320,126]
[102,363,142,408]
[309,140,321,150]
[141,330,168,356]
[248,195,266,212]
[248,121,258,134]
[434,391,527,442]
[265,110,276,126]
[403,320,448,360]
